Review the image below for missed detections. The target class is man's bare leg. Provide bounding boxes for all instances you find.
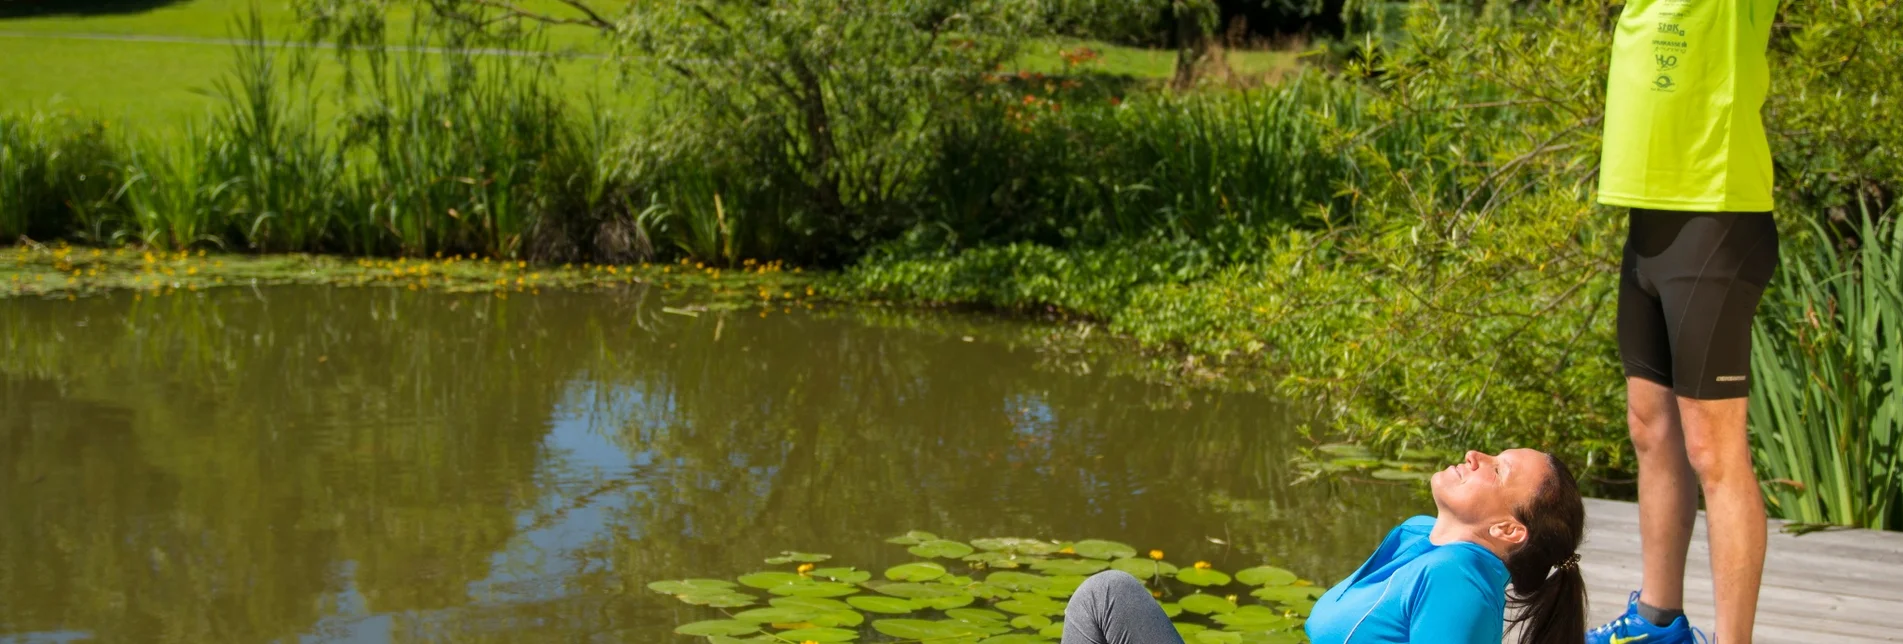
[1627,377,1698,613]
[1679,395,1765,644]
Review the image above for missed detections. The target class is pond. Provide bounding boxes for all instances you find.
[0,286,1425,643]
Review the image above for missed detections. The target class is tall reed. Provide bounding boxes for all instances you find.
[1749,201,1903,530]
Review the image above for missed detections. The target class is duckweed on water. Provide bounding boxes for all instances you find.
[653,532,1322,643]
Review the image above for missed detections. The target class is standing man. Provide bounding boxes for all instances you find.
[1585,1,1781,644]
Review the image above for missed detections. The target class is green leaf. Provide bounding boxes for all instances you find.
[885,530,940,546]
[917,593,976,610]
[847,595,919,614]
[1034,574,1086,599]
[1159,602,1182,618]
[995,595,1066,616]
[732,606,820,624]
[909,539,977,559]
[676,591,758,608]
[947,608,1008,624]
[770,596,852,611]
[738,572,806,589]
[1174,622,1208,637]
[1371,468,1431,481]
[809,567,872,584]
[1212,605,1297,630]
[977,636,1051,644]
[647,579,737,594]
[674,620,760,636]
[971,538,1061,555]
[1110,557,1179,578]
[770,581,861,597]
[1010,614,1052,630]
[1195,630,1243,644]
[774,627,858,642]
[811,609,866,628]
[1249,586,1324,604]
[1069,540,1136,560]
[1318,443,1373,458]
[1039,623,1067,638]
[871,582,960,599]
[871,619,988,639]
[1178,593,1236,615]
[1234,566,1298,587]
[963,551,1024,569]
[885,561,948,581]
[764,551,833,564]
[1175,567,1232,587]
[1028,558,1108,575]
[982,571,1051,591]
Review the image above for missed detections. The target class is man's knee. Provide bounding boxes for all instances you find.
[1627,400,1679,455]
[1679,399,1753,485]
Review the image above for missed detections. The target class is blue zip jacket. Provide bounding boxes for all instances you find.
[1303,516,1510,644]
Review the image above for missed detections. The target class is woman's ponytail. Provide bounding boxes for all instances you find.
[1504,454,1588,644]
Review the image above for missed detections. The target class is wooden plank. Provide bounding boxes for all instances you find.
[1564,497,1903,643]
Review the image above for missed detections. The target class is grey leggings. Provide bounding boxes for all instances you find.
[1061,571,1187,644]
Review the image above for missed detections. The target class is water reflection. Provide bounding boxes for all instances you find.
[1,287,1424,642]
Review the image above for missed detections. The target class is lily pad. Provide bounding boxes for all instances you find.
[971,538,1061,555]
[769,581,861,597]
[885,562,948,582]
[764,551,833,564]
[675,619,761,636]
[1178,594,1237,615]
[1159,602,1182,618]
[995,595,1067,617]
[1250,586,1324,604]
[908,539,977,559]
[871,619,988,639]
[917,593,976,610]
[808,567,872,584]
[775,626,858,642]
[847,596,918,614]
[811,609,866,628]
[1039,623,1067,638]
[676,591,758,608]
[738,571,806,589]
[770,596,851,611]
[885,530,940,546]
[1235,566,1298,587]
[947,608,1008,624]
[1029,558,1109,575]
[984,571,1051,592]
[1035,574,1086,599]
[1011,614,1052,630]
[1212,606,1296,630]
[1110,557,1179,578]
[871,582,961,600]
[648,579,737,594]
[1174,622,1208,636]
[1195,630,1243,644]
[1069,539,1136,560]
[732,606,821,624]
[963,551,1024,569]
[977,636,1051,644]
[1175,567,1232,587]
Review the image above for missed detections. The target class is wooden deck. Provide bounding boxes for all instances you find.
[1569,498,1903,643]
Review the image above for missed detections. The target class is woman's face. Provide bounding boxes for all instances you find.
[1430,448,1551,530]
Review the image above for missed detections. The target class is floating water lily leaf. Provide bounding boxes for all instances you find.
[706,636,775,644]
[809,567,872,584]
[1069,540,1136,560]
[871,619,988,639]
[1039,622,1066,638]
[1178,594,1237,615]
[885,531,940,546]
[968,582,1013,599]
[1110,557,1179,578]
[917,593,976,610]
[1159,602,1182,618]
[1234,566,1298,587]
[1011,614,1052,630]
[1174,622,1208,636]
[676,591,758,608]
[847,596,917,614]
[995,596,1066,617]
[947,608,1008,624]
[738,572,806,589]
[1213,605,1294,630]
[1371,468,1431,481]
[871,582,960,599]
[937,574,975,587]
[1229,630,1305,644]
[648,579,737,594]
[765,551,833,564]
[1195,630,1243,644]
[1035,574,1086,599]
[732,606,821,624]
[675,619,760,636]
[884,562,947,581]
[775,626,858,642]
[1175,567,1232,587]
[811,609,865,628]
[971,538,1061,555]
[771,596,852,611]
[771,581,861,598]
[963,551,1023,569]
[1029,558,1108,575]
[977,635,1051,644]
[909,539,976,559]
[1249,586,1324,604]
[984,571,1050,592]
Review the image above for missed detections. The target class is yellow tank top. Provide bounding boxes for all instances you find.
[1598,0,1778,211]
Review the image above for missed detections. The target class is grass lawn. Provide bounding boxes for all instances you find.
[1,0,1301,128]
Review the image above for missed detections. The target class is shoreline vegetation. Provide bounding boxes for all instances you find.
[3,0,1899,529]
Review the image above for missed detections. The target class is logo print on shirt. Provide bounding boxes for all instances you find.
[1653,75,1676,90]
[1657,23,1686,36]
[1655,54,1679,71]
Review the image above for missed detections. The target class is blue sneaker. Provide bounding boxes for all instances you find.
[1585,592,1710,644]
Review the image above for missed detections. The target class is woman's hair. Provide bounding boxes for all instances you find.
[1504,453,1587,644]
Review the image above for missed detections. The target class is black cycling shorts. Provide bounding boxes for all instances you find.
[1618,209,1780,400]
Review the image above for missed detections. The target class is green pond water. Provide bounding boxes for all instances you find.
[0,286,1424,643]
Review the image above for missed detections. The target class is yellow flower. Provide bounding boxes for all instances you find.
[797,563,816,575]
[1059,546,1076,555]
[1149,550,1164,560]
[1193,561,1212,570]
